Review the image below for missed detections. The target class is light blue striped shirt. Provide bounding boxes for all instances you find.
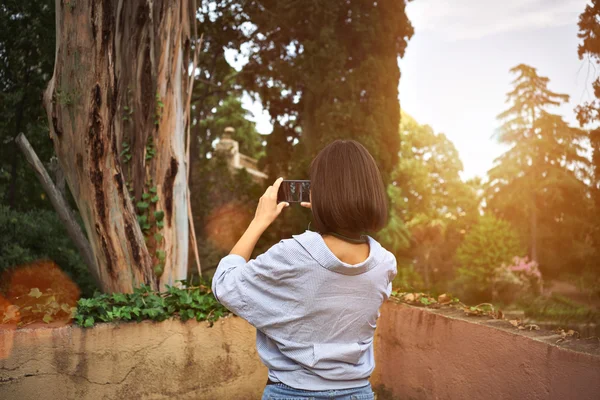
[211,230,397,390]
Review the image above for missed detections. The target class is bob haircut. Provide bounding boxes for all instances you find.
[310,140,388,235]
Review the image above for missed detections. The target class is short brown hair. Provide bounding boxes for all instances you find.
[310,140,388,235]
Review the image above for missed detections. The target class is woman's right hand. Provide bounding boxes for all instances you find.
[300,202,311,209]
[253,178,289,229]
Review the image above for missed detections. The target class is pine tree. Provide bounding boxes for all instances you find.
[488,65,590,274]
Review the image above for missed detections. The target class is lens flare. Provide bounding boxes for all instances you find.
[0,260,80,336]
[205,202,253,252]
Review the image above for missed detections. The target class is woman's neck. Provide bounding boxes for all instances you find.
[321,233,370,265]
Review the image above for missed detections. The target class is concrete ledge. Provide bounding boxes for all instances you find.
[371,301,600,400]
[0,316,267,399]
[2,301,599,399]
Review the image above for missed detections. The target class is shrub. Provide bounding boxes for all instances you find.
[0,205,97,297]
[492,256,543,304]
[453,215,524,303]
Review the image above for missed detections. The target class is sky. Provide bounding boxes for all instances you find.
[238,0,594,180]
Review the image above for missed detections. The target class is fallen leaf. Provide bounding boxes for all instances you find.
[509,320,519,327]
[438,293,451,304]
[404,293,415,302]
[2,305,20,323]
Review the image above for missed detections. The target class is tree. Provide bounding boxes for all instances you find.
[43,0,197,293]
[576,1,600,265]
[455,215,524,302]
[238,0,414,184]
[189,0,253,179]
[488,64,590,274]
[0,0,56,210]
[383,112,480,289]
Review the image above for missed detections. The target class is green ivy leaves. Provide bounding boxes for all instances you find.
[74,283,228,328]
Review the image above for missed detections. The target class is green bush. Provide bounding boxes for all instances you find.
[453,215,524,303]
[0,205,97,297]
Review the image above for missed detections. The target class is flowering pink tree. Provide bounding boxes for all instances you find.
[493,256,543,303]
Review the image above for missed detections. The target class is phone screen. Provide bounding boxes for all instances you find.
[277,180,310,203]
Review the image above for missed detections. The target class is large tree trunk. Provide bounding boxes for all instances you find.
[43,0,193,292]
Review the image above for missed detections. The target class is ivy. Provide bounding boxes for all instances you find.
[120,141,132,164]
[145,136,156,160]
[74,283,228,328]
[122,105,134,122]
[154,92,164,125]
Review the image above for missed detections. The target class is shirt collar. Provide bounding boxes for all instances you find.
[292,230,382,275]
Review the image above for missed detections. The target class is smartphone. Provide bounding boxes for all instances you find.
[277,180,310,203]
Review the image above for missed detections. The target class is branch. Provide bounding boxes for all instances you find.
[186,8,203,277]
[16,133,102,290]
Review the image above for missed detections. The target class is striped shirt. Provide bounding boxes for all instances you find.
[211,230,397,390]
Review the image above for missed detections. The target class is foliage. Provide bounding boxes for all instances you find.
[487,64,592,277]
[237,0,414,185]
[190,1,262,179]
[576,0,600,126]
[565,269,600,302]
[73,283,228,328]
[492,256,543,304]
[576,2,600,271]
[454,215,524,303]
[0,206,97,296]
[0,0,56,211]
[391,265,424,292]
[384,112,480,289]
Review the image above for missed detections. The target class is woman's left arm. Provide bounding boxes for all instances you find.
[229,177,289,261]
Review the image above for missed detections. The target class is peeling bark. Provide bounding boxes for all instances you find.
[44,0,193,292]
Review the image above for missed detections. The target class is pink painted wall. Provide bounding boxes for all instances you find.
[371,302,600,400]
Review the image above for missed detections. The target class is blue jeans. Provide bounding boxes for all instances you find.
[262,382,375,400]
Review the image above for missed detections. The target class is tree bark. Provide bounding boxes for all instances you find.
[529,105,538,263]
[43,0,193,292]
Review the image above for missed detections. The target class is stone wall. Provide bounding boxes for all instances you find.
[0,316,266,399]
[1,302,599,399]
[371,301,600,400]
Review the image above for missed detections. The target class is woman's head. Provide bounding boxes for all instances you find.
[309,140,388,235]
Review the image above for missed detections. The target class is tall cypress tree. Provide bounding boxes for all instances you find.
[238,0,413,183]
[488,65,590,275]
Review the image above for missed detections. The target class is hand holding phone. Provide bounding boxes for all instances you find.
[277,180,311,203]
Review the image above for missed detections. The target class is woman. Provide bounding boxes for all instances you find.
[212,140,397,400]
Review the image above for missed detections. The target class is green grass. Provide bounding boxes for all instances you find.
[518,293,599,324]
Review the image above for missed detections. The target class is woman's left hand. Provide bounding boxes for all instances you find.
[253,177,289,228]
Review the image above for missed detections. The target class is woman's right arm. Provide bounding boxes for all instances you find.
[211,240,296,329]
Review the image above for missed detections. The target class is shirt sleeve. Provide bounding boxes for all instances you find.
[383,253,398,300]
[211,240,298,329]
